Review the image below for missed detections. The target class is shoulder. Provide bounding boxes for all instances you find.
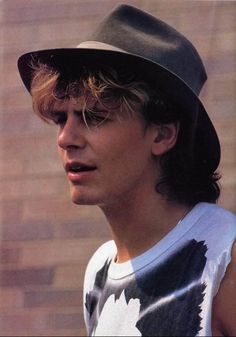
[194,203,236,240]
[190,203,236,257]
[209,203,236,237]
[212,241,236,336]
[84,240,116,290]
[199,203,236,282]
[87,239,116,266]
[199,202,236,224]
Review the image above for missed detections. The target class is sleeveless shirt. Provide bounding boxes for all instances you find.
[83,202,236,336]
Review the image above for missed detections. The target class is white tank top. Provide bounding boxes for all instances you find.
[83,202,236,336]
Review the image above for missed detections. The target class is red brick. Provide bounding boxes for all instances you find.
[0,313,33,333]
[48,312,83,330]
[0,289,23,309]
[1,87,32,111]
[22,197,101,224]
[204,99,236,120]
[219,186,236,213]
[0,176,68,201]
[0,247,20,264]
[0,158,24,178]
[0,268,54,287]
[221,144,236,166]
[25,156,62,175]
[0,200,24,225]
[0,109,53,136]
[0,112,32,135]
[54,264,85,288]
[54,219,110,239]
[205,52,236,76]
[20,238,105,267]
[204,76,236,102]
[0,133,58,161]
[2,222,53,241]
[0,312,47,334]
[1,0,126,24]
[24,289,82,308]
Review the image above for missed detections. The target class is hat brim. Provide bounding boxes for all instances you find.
[17,47,220,171]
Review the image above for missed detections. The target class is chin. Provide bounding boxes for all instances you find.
[70,189,100,206]
[71,198,96,206]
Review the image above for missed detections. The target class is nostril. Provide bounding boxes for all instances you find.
[57,130,79,150]
[57,136,86,150]
[58,141,79,150]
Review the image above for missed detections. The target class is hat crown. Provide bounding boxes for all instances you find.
[89,4,207,95]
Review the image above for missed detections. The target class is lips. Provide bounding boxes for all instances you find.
[65,162,97,179]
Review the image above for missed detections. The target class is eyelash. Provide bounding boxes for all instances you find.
[85,110,110,125]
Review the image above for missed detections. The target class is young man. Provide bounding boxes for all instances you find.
[18,4,235,336]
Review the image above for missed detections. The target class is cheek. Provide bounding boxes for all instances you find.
[100,128,151,175]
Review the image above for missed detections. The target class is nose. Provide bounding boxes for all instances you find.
[57,115,86,150]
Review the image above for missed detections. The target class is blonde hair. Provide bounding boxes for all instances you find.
[30,62,150,123]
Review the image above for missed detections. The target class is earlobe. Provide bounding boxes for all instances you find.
[151,122,179,156]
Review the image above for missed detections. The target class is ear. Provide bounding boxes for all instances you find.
[151,122,179,156]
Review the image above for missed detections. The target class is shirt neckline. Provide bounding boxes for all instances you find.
[108,202,211,280]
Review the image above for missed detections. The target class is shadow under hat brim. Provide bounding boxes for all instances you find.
[17,47,220,172]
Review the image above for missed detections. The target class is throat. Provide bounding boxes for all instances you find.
[102,201,192,263]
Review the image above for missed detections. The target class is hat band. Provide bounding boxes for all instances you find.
[76,41,128,53]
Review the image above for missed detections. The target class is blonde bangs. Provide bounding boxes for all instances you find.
[83,70,150,116]
[30,63,61,122]
[30,63,150,122]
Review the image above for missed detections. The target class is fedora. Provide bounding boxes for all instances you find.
[17,3,220,172]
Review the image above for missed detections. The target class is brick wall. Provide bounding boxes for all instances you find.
[0,0,235,335]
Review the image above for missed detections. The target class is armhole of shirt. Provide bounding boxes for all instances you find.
[83,240,116,330]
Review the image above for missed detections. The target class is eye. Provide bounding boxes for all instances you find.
[84,109,111,126]
[50,112,67,126]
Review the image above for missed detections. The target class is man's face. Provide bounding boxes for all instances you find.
[53,94,159,209]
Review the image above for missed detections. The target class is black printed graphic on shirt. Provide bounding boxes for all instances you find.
[85,239,207,336]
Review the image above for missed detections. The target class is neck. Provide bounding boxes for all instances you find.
[100,188,191,263]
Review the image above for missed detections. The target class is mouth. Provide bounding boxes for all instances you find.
[65,162,97,181]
